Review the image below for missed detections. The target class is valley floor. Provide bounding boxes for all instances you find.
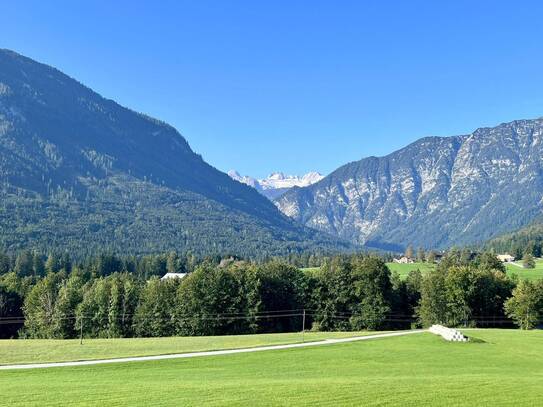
[1,329,541,406]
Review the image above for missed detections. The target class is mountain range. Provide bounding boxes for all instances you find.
[228,170,324,199]
[275,119,543,251]
[2,48,542,257]
[0,49,350,258]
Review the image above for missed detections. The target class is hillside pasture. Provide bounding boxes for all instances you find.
[385,260,543,280]
[504,259,543,281]
[1,329,541,406]
[386,262,435,278]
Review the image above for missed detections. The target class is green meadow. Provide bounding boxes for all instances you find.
[385,260,543,280]
[385,262,436,278]
[1,329,541,406]
[504,259,543,281]
[0,331,375,366]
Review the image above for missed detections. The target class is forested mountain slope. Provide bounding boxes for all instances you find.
[484,219,543,258]
[0,49,350,257]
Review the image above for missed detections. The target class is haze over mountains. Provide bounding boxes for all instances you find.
[0,49,350,257]
[228,170,324,199]
[275,119,543,251]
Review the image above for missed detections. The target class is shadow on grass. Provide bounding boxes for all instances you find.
[465,336,487,344]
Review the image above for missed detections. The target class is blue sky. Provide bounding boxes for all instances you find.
[2,1,543,178]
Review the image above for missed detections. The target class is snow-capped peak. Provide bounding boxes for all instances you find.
[301,171,325,184]
[259,172,324,189]
[227,170,242,180]
[227,170,259,188]
[228,169,324,199]
[269,172,286,181]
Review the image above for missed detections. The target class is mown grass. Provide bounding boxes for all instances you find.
[386,260,543,281]
[0,331,377,365]
[505,259,543,281]
[386,262,435,278]
[0,329,541,406]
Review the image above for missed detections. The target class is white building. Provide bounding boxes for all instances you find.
[160,272,187,281]
[496,254,515,263]
[393,256,415,264]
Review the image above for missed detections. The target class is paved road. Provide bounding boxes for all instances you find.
[0,330,425,370]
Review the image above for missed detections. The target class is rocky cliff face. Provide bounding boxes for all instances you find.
[275,119,543,250]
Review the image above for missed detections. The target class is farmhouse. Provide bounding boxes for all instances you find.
[496,254,515,263]
[161,272,188,281]
[393,256,415,264]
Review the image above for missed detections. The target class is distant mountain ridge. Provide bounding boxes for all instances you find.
[275,118,543,251]
[0,49,350,257]
[228,170,324,199]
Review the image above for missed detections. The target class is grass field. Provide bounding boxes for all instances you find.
[505,259,543,281]
[0,331,377,365]
[385,262,435,278]
[1,329,541,406]
[386,260,543,281]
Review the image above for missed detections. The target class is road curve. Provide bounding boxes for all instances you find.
[0,330,426,370]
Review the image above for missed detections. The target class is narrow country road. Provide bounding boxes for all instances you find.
[0,330,425,370]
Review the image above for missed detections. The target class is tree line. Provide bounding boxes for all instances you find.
[0,250,542,339]
[484,221,543,260]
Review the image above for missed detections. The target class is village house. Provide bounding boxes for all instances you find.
[393,256,415,264]
[496,254,515,263]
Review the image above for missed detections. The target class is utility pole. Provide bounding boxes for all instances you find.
[302,309,306,343]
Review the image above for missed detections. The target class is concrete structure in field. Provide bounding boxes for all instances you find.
[429,325,468,342]
[496,254,515,263]
[393,256,415,264]
[160,272,187,281]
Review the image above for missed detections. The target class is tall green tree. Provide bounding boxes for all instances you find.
[311,257,355,331]
[52,273,84,338]
[417,268,448,326]
[522,253,536,269]
[32,253,46,278]
[14,250,34,277]
[255,262,307,333]
[477,252,506,273]
[45,253,62,274]
[76,278,112,338]
[22,272,64,338]
[133,277,176,337]
[504,280,543,329]
[350,257,392,330]
[175,264,248,336]
[107,274,140,337]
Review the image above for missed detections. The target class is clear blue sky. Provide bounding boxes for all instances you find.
[2,1,543,178]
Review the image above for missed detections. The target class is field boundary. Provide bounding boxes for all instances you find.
[0,330,425,370]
